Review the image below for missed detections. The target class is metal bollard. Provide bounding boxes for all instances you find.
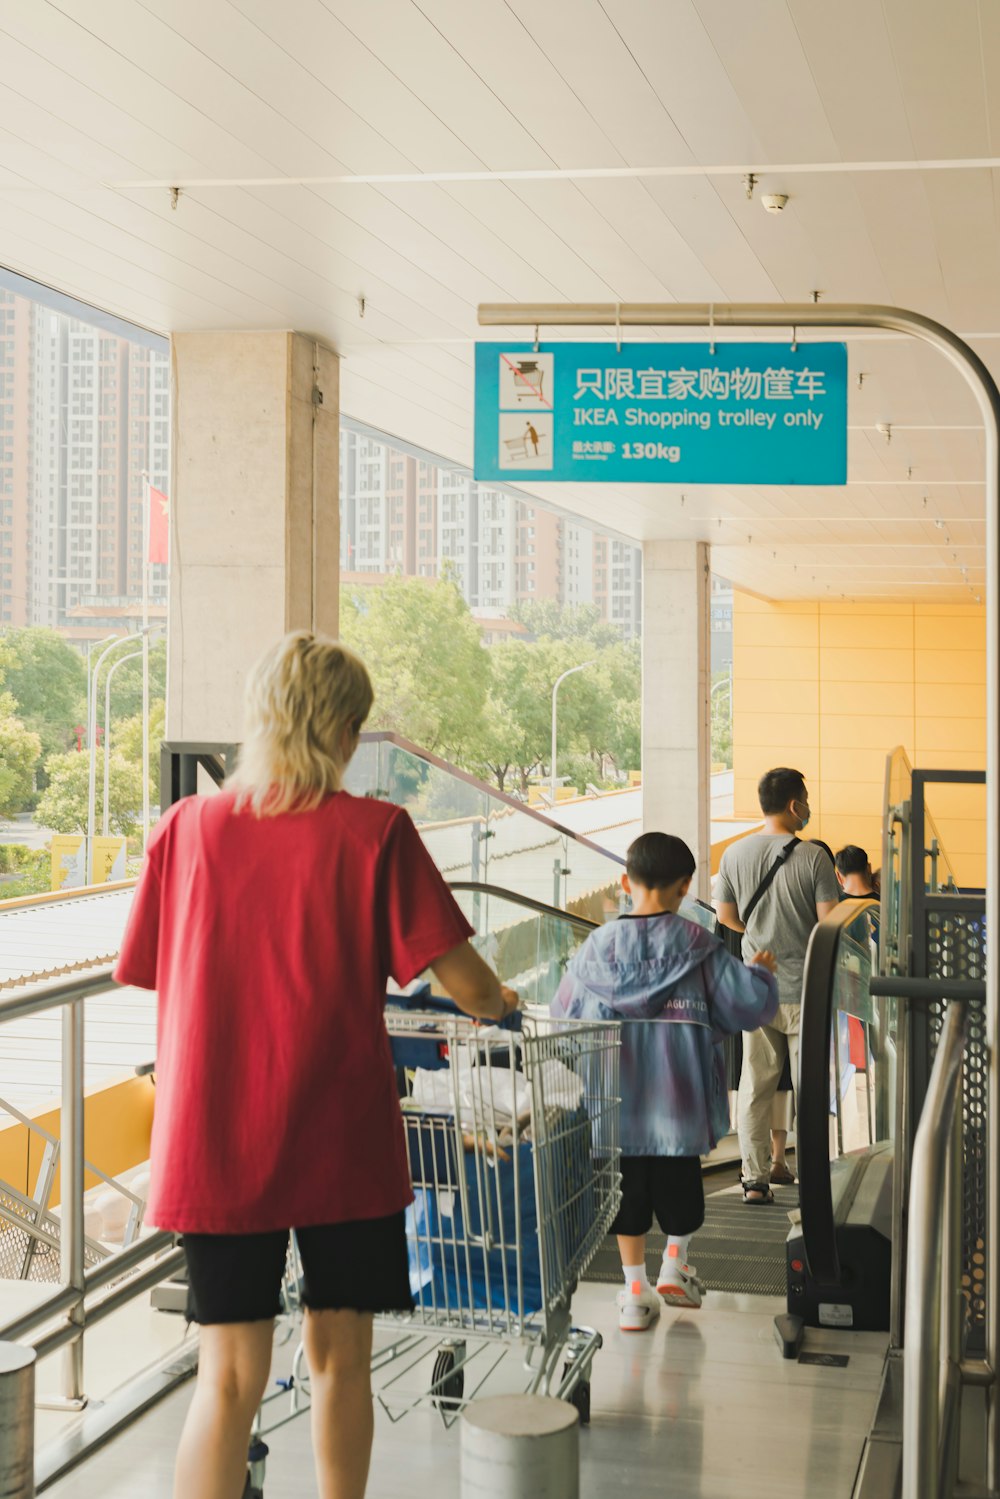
[460,1394,579,1498]
[0,1344,35,1499]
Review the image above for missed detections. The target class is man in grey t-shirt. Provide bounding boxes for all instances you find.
[716,767,840,1201]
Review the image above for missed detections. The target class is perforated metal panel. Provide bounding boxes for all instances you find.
[925,907,988,1338]
[0,1184,106,1282]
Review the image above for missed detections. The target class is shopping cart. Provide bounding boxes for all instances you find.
[510,359,545,402]
[243,1000,620,1495]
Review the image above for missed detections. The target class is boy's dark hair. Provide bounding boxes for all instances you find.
[758,767,806,815]
[836,844,870,877]
[625,832,696,890]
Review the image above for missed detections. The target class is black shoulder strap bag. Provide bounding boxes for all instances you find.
[740,836,801,927]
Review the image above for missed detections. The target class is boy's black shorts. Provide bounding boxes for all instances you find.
[183,1211,414,1325]
[611,1156,705,1238]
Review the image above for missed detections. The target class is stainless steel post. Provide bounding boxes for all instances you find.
[902,1002,965,1499]
[60,999,86,1407]
[0,1344,35,1499]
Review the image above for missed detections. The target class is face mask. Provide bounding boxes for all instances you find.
[793,801,811,830]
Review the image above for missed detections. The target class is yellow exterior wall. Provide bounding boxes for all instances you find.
[733,596,987,887]
[0,1075,155,1209]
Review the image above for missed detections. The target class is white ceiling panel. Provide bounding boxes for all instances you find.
[0,0,995,601]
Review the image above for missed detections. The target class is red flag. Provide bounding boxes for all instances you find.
[148,486,169,565]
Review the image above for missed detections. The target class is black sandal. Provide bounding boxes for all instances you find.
[741,1180,775,1205]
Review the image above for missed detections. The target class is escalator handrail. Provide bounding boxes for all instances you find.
[359,730,626,866]
[446,880,598,935]
[798,897,880,1287]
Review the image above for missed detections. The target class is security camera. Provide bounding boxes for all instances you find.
[761,193,789,214]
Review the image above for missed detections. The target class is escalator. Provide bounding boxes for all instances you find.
[782,895,893,1349]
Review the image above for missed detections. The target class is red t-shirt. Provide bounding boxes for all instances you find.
[114,791,474,1234]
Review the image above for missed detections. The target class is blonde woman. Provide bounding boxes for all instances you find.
[116,632,516,1499]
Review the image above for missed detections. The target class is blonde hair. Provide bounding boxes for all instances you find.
[229,631,374,816]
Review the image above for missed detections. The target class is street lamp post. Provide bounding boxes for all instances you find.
[550,661,595,809]
[102,649,144,838]
[87,632,146,880]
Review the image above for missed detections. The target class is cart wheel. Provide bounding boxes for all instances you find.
[566,1374,591,1426]
[432,1347,465,1411]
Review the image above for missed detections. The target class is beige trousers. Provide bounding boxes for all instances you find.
[738,1003,800,1185]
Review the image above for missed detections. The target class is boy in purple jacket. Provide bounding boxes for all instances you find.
[552,833,778,1331]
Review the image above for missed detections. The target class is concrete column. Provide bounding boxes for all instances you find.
[168,332,339,740]
[641,540,711,898]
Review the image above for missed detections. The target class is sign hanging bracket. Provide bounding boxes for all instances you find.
[709,303,716,355]
[615,303,622,353]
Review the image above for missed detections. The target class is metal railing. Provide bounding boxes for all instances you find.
[0,968,182,1410]
[902,1000,967,1499]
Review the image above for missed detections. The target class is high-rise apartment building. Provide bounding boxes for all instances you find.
[0,288,169,635]
[339,425,642,636]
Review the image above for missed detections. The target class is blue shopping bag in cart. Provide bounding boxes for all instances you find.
[405,1125,544,1319]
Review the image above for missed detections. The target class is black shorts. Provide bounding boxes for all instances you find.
[183,1211,414,1325]
[611,1156,705,1238]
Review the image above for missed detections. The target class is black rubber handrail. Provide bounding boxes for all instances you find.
[446,880,598,934]
[798,898,879,1287]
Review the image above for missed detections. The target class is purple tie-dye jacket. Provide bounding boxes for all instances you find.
[552,912,779,1157]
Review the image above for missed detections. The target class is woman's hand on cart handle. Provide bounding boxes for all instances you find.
[498,985,521,1021]
[430,940,511,1022]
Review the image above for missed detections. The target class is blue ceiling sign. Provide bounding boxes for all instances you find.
[474,341,847,486]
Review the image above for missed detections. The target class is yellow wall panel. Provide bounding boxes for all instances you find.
[820,647,915,683]
[734,645,819,680]
[734,748,821,790]
[736,594,814,615]
[915,650,986,685]
[913,748,986,772]
[816,814,883,852]
[736,712,819,750]
[916,603,986,616]
[819,601,914,616]
[820,715,915,750]
[931,820,988,855]
[819,747,893,782]
[734,679,820,715]
[819,781,889,817]
[922,783,988,820]
[915,718,986,753]
[732,596,986,891]
[820,680,914,718]
[819,615,914,649]
[914,683,985,720]
[737,613,819,647]
[914,617,985,651]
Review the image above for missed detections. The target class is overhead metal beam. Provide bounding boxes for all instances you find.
[481,299,1000,1484]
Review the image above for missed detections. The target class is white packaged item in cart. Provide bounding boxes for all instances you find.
[410,1028,584,1133]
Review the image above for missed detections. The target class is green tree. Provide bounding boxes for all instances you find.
[341,577,489,760]
[1,628,87,763]
[509,600,623,652]
[115,699,166,805]
[710,667,733,769]
[0,693,41,817]
[36,749,145,837]
[0,845,50,898]
[468,638,608,795]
